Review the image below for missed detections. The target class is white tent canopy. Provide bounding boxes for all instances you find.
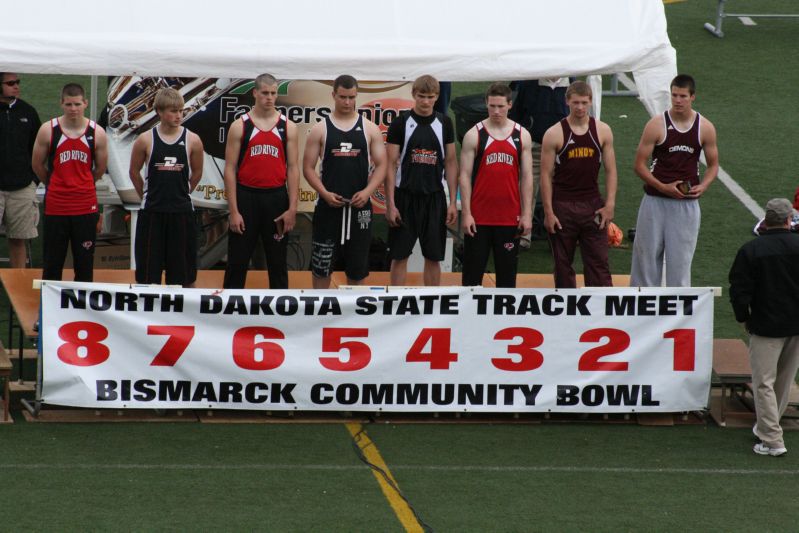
[1,0,676,115]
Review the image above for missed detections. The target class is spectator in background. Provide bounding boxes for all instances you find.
[0,72,41,267]
[729,198,799,457]
[433,82,452,115]
[510,78,569,248]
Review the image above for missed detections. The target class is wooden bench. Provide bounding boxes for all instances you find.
[712,338,751,426]
[0,341,13,423]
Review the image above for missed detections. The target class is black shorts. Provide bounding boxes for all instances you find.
[462,224,520,288]
[135,210,197,286]
[388,189,446,261]
[311,202,372,280]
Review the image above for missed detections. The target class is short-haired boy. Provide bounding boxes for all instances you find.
[129,87,204,286]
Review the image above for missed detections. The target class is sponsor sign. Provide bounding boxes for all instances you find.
[41,283,713,413]
[105,77,412,212]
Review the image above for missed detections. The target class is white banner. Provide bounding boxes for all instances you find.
[41,283,714,413]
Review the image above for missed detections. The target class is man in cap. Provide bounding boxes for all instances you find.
[729,198,799,457]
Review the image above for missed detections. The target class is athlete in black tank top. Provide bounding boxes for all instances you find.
[320,116,370,200]
[388,109,452,194]
[143,127,192,212]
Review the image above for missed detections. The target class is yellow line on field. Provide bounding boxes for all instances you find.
[346,423,423,533]
[663,0,687,4]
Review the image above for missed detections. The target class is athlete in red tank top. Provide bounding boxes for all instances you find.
[45,118,98,215]
[31,83,108,283]
[470,121,523,226]
[458,83,534,288]
[222,74,300,289]
[236,113,289,189]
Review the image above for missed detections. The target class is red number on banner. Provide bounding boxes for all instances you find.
[578,328,630,371]
[406,328,458,369]
[664,329,696,371]
[232,327,285,371]
[57,321,110,366]
[491,327,544,371]
[147,326,195,366]
[319,328,371,371]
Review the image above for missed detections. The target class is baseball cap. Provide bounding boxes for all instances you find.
[764,198,793,226]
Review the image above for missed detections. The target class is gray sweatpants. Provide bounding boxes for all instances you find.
[630,195,700,287]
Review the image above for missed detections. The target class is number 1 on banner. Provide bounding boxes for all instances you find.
[664,329,696,371]
[148,326,195,366]
[406,328,458,369]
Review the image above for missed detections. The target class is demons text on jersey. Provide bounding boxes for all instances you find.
[668,145,695,154]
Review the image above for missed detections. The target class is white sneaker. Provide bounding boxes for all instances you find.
[753,442,787,457]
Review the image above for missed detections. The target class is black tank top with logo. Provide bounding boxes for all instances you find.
[143,127,192,212]
[320,116,370,200]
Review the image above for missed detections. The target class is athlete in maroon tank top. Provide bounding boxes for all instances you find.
[634,75,719,202]
[630,74,720,288]
[644,111,703,197]
[552,116,603,202]
[540,81,617,289]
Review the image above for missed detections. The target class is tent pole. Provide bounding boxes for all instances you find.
[90,75,98,121]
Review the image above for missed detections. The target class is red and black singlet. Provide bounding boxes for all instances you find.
[470,121,522,226]
[45,118,97,215]
[236,113,288,189]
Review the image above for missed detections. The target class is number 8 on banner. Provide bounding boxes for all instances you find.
[57,321,110,366]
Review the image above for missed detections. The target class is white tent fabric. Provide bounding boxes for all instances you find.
[1,0,676,116]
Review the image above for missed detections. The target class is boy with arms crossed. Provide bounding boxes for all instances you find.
[129,88,204,287]
[32,83,108,282]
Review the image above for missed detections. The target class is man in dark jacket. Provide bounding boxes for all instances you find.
[729,197,799,457]
[0,72,41,267]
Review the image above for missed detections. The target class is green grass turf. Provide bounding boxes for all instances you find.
[0,423,402,532]
[367,422,799,532]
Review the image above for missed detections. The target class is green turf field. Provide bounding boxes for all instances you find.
[2,1,799,531]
